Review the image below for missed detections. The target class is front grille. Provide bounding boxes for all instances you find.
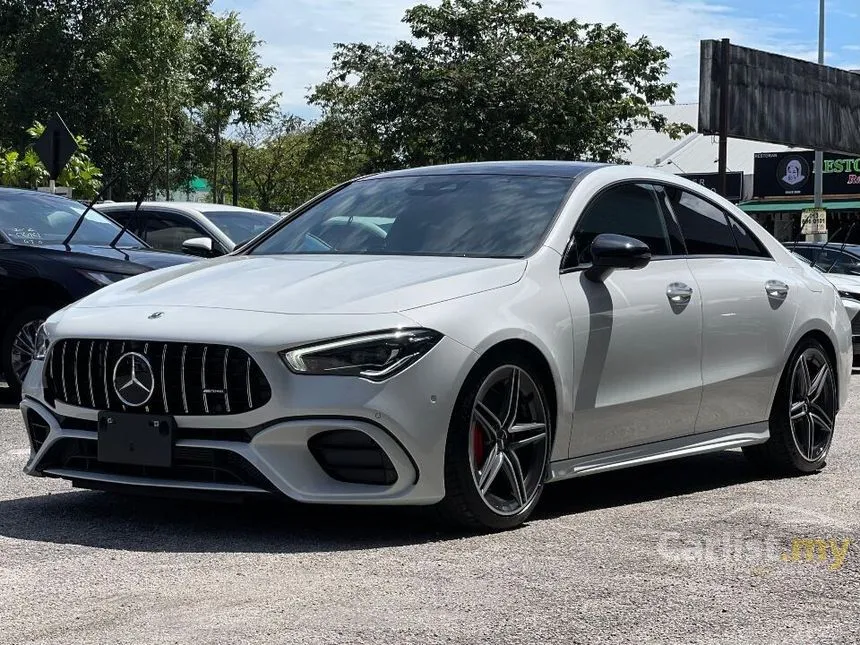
[308,429,398,486]
[852,315,860,337]
[46,339,271,416]
[39,438,273,490]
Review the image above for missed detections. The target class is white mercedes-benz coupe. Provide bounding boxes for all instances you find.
[20,162,852,530]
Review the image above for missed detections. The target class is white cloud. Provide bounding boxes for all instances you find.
[214,0,818,115]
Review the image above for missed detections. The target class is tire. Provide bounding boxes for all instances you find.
[743,337,837,476]
[2,305,55,397]
[437,354,553,531]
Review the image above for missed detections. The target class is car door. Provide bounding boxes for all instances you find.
[561,182,704,457]
[662,185,800,433]
[140,210,210,254]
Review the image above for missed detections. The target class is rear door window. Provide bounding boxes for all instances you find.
[667,189,738,255]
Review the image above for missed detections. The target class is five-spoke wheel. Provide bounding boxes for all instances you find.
[744,337,837,475]
[440,356,551,531]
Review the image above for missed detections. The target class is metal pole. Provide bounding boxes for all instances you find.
[718,38,730,197]
[814,0,825,211]
[231,147,239,206]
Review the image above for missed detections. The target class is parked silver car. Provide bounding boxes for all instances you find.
[97,202,279,257]
[21,162,852,531]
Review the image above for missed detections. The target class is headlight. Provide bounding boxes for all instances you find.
[280,328,442,381]
[838,290,860,301]
[33,323,50,361]
[77,270,129,286]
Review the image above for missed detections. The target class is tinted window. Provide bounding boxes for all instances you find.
[573,183,671,264]
[205,210,279,244]
[814,249,860,275]
[0,192,139,247]
[790,246,815,261]
[729,217,769,257]
[142,212,207,253]
[251,175,573,258]
[668,189,737,255]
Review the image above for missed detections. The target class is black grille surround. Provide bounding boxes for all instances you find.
[37,437,274,491]
[852,315,860,338]
[45,339,272,416]
[308,429,398,486]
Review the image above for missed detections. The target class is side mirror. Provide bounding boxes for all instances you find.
[585,233,651,282]
[181,236,216,258]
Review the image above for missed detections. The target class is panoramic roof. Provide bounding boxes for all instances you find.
[370,160,605,179]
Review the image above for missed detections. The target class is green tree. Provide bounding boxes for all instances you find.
[189,11,278,202]
[0,121,103,199]
[97,0,207,198]
[226,114,365,212]
[310,0,691,170]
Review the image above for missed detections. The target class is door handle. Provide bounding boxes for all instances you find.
[766,280,789,299]
[667,282,693,304]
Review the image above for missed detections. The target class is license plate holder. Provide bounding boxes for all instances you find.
[97,411,174,467]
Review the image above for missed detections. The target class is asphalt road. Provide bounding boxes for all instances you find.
[1,381,859,645]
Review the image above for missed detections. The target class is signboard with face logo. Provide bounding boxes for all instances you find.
[753,151,860,198]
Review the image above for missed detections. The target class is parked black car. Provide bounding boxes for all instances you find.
[0,188,196,394]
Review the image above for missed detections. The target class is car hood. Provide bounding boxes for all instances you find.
[75,254,528,315]
[821,272,860,294]
[35,244,197,272]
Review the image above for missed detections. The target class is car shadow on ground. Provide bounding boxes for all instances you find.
[0,450,759,553]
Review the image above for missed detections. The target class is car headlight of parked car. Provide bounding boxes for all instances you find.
[280,328,442,381]
[33,323,50,361]
[77,270,130,286]
[838,290,860,301]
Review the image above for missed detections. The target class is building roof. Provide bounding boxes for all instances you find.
[622,103,795,175]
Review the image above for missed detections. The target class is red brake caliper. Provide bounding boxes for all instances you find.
[472,422,485,466]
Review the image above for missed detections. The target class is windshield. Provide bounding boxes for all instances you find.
[0,192,141,247]
[205,210,280,243]
[250,174,573,258]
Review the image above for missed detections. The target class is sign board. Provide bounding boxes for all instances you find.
[801,208,827,235]
[32,114,78,180]
[679,172,744,202]
[699,40,860,154]
[753,151,860,198]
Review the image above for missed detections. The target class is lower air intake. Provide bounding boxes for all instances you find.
[308,429,398,486]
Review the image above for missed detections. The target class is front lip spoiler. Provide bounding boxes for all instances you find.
[41,467,269,494]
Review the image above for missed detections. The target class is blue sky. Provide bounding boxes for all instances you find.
[213,0,860,119]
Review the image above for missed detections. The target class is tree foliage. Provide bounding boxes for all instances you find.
[0,0,274,200]
[311,0,691,170]
[190,11,278,201]
[0,121,103,199]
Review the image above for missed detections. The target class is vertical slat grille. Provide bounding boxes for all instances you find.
[45,339,271,416]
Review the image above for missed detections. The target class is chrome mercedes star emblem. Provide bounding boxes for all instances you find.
[112,352,155,407]
[148,311,164,319]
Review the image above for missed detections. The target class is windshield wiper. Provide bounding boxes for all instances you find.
[62,174,122,247]
[825,222,856,273]
[108,163,162,249]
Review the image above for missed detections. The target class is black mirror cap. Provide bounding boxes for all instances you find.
[586,233,651,282]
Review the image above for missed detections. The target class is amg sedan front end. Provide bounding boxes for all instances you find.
[21,162,852,531]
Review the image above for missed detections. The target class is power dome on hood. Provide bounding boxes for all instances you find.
[74,254,527,315]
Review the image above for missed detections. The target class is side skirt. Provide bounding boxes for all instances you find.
[548,422,769,482]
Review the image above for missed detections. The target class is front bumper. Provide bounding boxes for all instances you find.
[21,333,477,505]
